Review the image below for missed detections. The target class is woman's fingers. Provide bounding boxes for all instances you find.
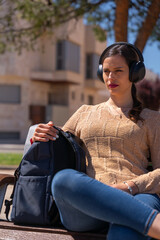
[34,132,59,142]
[32,121,59,142]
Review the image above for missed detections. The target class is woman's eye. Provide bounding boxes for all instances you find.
[104,70,110,74]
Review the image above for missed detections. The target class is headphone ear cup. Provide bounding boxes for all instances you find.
[97,64,104,82]
[129,61,146,83]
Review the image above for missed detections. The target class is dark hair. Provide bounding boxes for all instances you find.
[101,44,144,123]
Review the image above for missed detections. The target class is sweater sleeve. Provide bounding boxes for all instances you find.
[131,111,160,194]
[62,105,87,137]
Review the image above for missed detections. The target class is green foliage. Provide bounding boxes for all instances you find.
[0,153,22,166]
[85,1,115,39]
[0,0,159,53]
[92,25,106,42]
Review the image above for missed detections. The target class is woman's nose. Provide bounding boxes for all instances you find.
[108,71,115,79]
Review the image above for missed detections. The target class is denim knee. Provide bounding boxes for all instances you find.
[134,193,160,212]
[51,169,81,199]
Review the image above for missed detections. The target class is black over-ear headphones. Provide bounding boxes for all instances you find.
[97,42,146,83]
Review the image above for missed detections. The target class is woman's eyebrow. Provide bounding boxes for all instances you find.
[113,66,124,69]
[103,66,124,70]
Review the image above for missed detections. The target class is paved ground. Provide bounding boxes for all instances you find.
[0,168,15,175]
[0,144,24,153]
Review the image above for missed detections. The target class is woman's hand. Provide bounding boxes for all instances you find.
[32,121,59,143]
[111,181,139,195]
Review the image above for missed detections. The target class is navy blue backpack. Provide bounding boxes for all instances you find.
[5,127,86,226]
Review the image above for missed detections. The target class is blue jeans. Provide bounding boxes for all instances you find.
[51,169,160,240]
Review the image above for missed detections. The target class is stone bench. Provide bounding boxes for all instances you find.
[0,218,106,240]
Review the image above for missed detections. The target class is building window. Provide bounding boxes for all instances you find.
[29,105,46,125]
[88,95,94,105]
[56,40,80,73]
[0,85,21,104]
[0,132,20,140]
[86,53,99,79]
[48,92,68,106]
[56,41,65,70]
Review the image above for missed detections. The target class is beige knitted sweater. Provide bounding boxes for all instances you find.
[62,99,160,195]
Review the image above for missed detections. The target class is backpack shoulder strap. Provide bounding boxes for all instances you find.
[4,163,21,221]
[0,174,15,220]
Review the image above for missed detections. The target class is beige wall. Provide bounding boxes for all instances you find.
[0,75,31,142]
[85,26,106,55]
[0,18,107,143]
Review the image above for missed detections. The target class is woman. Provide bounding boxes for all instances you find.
[31,42,160,240]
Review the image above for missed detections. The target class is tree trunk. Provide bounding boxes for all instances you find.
[114,0,129,42]
[134,0,160,52]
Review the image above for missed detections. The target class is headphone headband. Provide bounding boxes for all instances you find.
[99,42,144,65]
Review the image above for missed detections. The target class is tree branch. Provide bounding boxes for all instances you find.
[134,0,160,52]
[114,0,129,42]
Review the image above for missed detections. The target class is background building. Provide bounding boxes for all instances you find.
[0,19,108,143]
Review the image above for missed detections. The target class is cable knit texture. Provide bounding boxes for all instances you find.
[62,99,160,194]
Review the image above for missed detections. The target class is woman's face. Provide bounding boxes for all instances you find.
[102,54,132,98]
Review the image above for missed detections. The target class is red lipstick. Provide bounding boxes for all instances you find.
[109,84,119,88]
